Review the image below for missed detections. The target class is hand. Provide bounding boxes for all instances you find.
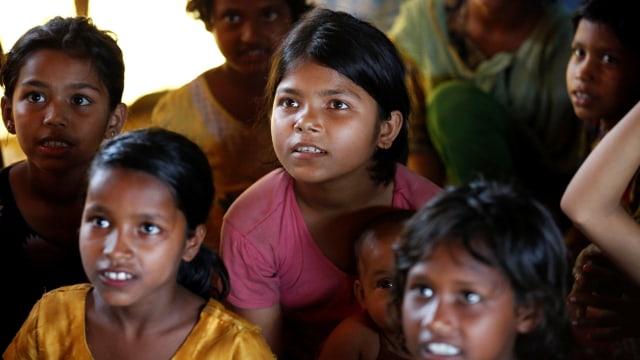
[568,244,640,341]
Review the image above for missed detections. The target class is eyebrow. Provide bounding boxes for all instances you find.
[20,79,103,93]
[276,86,362,100]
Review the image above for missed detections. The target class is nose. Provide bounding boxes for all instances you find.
[240,20,259,43]
[42,99,69,128]
[574,56,595,82]
[294,107,321,133]
[102,228,133,261]
[420,298,456,336]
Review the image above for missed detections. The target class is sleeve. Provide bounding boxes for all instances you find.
[227,329,276,360]
[221,222,281,309]
[150,85,202,137]
[3,301,41,360]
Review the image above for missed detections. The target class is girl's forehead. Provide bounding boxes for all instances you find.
[418,240,499,274]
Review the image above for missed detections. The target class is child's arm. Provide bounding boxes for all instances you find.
[317,312,379,360]
[561,100,640,282]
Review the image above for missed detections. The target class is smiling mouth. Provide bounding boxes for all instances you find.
[423,342,461,357]
[295,146,326,154]
[102,271,133,281]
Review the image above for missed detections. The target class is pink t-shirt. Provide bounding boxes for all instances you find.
[220,164,440,359]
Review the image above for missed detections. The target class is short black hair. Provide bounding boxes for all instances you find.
[392,179,570,359]
[572,0,640,55]
[1,16,124,111]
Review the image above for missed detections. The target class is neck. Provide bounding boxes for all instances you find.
[218,63,268,91]
[294,174,392,213]
[21,161,89,204]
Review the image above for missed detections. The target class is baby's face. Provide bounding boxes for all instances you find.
[401,241,531,360]
[566,19,640,128]
[356,232,397,332]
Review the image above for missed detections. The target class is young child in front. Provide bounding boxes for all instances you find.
[393,180,570,360]
[561,0,640,358]
[151,0,314,250]
[0,16,126,351]
[318,209,414,360]
[220,8,441,359]
[4,128,274,359]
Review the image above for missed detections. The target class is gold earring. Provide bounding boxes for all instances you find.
[110,130,116,138]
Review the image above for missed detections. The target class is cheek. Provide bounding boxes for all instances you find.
[401,298,419,335]
[267,17,294,40]
[565,63,573,86]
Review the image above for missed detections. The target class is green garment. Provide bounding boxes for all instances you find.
[391,0,584,186]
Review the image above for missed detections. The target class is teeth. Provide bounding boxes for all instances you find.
[296,146,323,153]
[43,140,69,148]
[427,343,461,356]
[103,271,133,281]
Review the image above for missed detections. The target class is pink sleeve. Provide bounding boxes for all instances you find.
[221,222,281,309]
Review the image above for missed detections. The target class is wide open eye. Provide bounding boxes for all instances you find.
[418,286,434,298]
[377,278,393,289]
[26,92,46,103]
[329,99,349,110]
[89,216,110,229]
[71,94,92,106]
[462,291,482,305]
[140,222,161,236]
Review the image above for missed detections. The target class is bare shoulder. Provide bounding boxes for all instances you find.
[317,311,380,360]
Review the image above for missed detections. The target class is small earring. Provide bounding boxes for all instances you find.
[110,130,116,138]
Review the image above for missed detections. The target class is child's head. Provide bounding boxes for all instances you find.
[187,0,313,31]
[186,0,313,75]
[392,180,569,360]
[81,127,229,301]
[1,16,124,111]
[266,8,410,184]
[567,0,640,127]
[354,209,415,333]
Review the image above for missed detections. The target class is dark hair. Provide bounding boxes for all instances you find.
[89,127,230,300]
[355,208,416,266]
[266,8,410,185]
[0,16,124,111]
[572,0,640,55]
[392,180,570,360]
[187,0,314,31]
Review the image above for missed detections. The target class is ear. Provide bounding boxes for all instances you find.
[515,302,542,334]
[353,279,367,309]
[377,110,403,149]
[1,96,16,135]
[104,103,127,139]
[182,224,206,262]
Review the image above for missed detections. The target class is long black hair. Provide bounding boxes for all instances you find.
[266,8,410,184]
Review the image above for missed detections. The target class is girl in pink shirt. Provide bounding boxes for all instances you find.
[221,8,440,359]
